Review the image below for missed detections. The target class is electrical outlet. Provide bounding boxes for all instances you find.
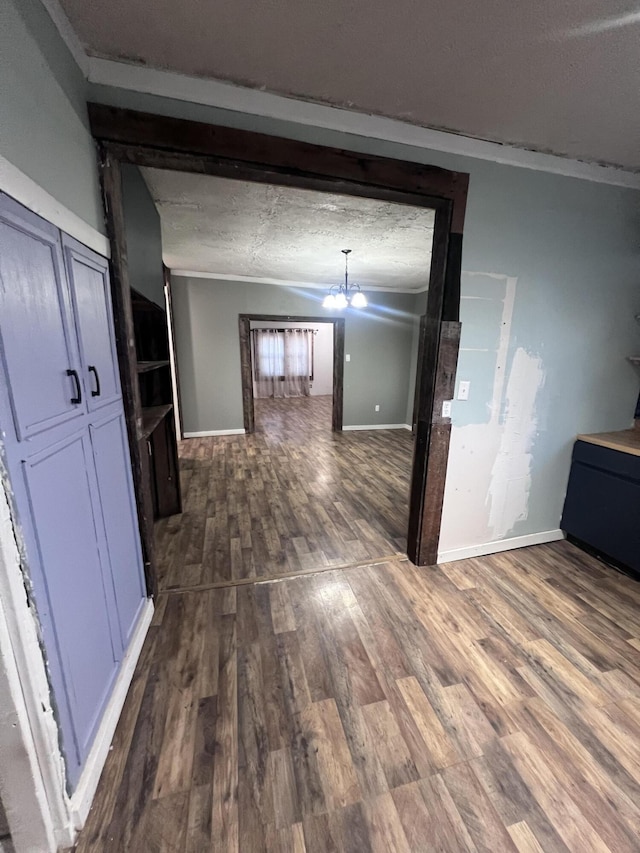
[345,353,351,362]
[442,400,452,418]
[375,404,380,412]
[457,380,470,401]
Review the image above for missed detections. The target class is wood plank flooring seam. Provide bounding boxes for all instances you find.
[164,553,409,594]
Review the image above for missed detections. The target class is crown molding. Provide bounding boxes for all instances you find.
[87,58,640,191]
[39,0,89,75]
[170,269,428,293]
[40,2,640,190]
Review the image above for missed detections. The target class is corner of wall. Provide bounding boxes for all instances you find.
[0,471,73,851]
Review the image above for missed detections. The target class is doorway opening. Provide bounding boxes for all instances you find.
[240,314,344,435]
[89,105,468,572]
[120,162,438,586]
[250,319,336,438]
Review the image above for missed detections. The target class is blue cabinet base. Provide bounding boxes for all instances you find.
[566,533,640,583]
[561,440,640,580]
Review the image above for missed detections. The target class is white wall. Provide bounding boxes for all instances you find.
[250,321,334,397]
[310,324,334,396]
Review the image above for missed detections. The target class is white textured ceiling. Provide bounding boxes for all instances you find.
[62,0,640,170]
[141,169,435,291]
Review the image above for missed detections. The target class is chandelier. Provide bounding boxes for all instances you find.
[322,249,367,309]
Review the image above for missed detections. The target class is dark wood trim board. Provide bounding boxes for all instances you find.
[163,265,184,440]
[89,104,469,568]
[97,151,157,596]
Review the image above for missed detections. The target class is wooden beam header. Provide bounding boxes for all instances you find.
[88,104,468,232]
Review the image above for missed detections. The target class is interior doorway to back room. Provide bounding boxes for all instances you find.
[249,318,336,438]
[121,165,435,589]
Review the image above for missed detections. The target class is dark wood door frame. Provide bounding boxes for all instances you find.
[88,104,468,571]
[239,314,344,433]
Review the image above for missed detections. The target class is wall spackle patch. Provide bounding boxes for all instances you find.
[487,347,545,539]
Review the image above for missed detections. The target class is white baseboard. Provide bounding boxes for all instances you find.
[343,424,412,431]
[183,428,246,437]
[437,529,565,564]
[69,598,154,829]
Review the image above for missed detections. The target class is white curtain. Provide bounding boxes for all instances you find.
[253,328,312,398]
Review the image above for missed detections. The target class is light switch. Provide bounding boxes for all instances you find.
[457,380,470,401]
[345,354,351,362]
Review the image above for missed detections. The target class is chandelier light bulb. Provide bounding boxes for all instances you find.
[323,293,337,309]
[334,291,348,309]
[350,290,367,308]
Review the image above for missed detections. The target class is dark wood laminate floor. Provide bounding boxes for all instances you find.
[156,396,413,590]
[76,540,640,852]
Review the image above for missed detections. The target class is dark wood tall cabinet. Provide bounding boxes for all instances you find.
[132,288,182,525]
[111,281,182,598]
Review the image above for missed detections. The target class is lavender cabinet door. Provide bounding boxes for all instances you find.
[90,411,146,647]
[22,430,120,786]
[0,195,84,440]
[63,237,122,412]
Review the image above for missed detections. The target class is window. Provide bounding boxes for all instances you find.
[254,329,313,380]
[258,331,285,378]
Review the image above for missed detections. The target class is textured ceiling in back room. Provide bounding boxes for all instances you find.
[141,169,435,291]
[61,0,640,170]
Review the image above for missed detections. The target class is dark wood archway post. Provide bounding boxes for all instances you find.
[407,200,465,566]
[89,104,468,569]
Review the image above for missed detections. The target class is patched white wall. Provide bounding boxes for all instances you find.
[0,478,73,852]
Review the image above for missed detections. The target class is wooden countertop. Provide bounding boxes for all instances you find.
[577,429,640,457]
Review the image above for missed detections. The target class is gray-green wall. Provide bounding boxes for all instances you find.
[121,165,165,307]
[91,85,640,552]
[1,0,104,233]
[172,278,418,432]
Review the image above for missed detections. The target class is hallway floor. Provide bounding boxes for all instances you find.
[156,396,413,590]
[75,540,640,852]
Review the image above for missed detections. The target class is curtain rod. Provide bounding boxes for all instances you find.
[252,327,318,334]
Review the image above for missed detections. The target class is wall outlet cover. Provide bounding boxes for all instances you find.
[442,400,452,418]
[457,380,470,401]
[375,404,380,412]
[345,354,351,362]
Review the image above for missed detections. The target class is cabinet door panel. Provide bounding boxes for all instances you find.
[150,416,182,518]
[91,412,146,646]
[22,431,119,776]
[561,459,640,573]
[0,196,83,439]
[63,237,122,412]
